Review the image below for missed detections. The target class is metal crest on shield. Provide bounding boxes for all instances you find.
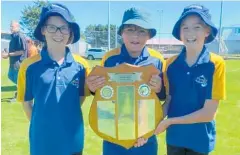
[100,85,114,99]
[138,84,151,97]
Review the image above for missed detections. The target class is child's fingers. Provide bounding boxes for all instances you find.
[93,78,105,86]
[149,80,157,87]
[134,138,142,147]
[151,74,160,79]
[87,76,100,82]
[96,83,105,90]
[87,77,105,91]
[87,76,105,85]
[92,77,105,84]
[91,81,105,92]
[134,143,138,147]
[139,138,147,147]
[137,138,143,147]
[134,138,147,147]
[140,139,145,147]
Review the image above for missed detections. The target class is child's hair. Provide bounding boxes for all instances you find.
[67,31,74,44]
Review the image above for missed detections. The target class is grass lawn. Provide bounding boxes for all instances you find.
[1,59,240,155]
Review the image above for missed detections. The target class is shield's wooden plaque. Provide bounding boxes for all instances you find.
[88,63,163,149]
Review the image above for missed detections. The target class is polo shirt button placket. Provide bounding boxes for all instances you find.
[53,62,61,83]
[134,56,142,65]
[56,68,61,80]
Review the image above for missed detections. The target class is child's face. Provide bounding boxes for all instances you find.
[121,25,150,57]
[41,16,71,47]
[180,15,210,50]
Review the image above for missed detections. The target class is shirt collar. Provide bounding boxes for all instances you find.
[41,46,74,65]
[178,45,210,66]
[11,32,20,37]
[120,44,150,59]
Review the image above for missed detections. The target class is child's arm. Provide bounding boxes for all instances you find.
[153,56,167,100]
[148,75,162,93]
[174,100,218,123]
[17,60,34,121]
[168,99,219,124]
[22,101,33,121]
[154,99,219,135]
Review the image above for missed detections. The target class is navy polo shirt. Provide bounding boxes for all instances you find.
[164,46,226,153]
[102,44,166,100]
[17,47,90,155]
[101,44,166,154]
[9,32,27,65]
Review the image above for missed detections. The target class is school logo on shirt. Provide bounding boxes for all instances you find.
[195,75,207,87]
[71,78,79,88]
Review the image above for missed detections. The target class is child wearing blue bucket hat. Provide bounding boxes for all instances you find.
[87,7,165,155]
[87,7,166,155]
[154,4,226,155]
[17,3,90,155]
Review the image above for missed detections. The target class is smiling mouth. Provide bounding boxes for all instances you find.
[130,41,140,45]
[186,38,197,43]
[52,38,64,42]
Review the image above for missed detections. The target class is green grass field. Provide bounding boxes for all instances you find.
[1,59,240,155]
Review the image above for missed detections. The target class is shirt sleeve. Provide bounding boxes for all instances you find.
[163,56,178,96]
[17,63,33,102]
[79,62,91,97]
[208,58,226,100]
[156,59,166,100]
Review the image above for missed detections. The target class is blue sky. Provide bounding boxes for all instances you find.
[1,1,240,38]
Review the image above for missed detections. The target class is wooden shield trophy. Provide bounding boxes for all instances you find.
[89,63,163,149]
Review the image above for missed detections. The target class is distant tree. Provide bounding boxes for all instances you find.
[20,1,49,38]
[20,1,85,40]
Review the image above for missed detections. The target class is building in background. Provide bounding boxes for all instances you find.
[68,39,91,57]
[2,31,90,57]
[207,25,240,54]
[146,38,184,59]
[1,31,11,52]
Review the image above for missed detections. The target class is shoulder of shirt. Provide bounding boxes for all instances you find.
[166,54,179,67]
[20,54,41,70]
[209,52,225,66]
[147,48,165,62]
[105,48,121,59]
[13,32,23,38]
[72,53,90,68]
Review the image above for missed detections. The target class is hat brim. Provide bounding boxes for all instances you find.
[118,19,156,38]
[172,11,218,43]
[34,11,80,44]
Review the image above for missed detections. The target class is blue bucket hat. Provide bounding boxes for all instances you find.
[172,4,218,44]
[34,3,80,44]
[118,7,157,38]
